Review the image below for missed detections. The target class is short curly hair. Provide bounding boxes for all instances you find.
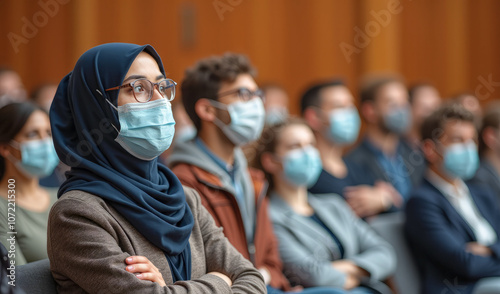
[181,53,256,131]
[421,104,475,142]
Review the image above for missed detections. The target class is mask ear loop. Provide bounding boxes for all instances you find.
[96,89,119,133]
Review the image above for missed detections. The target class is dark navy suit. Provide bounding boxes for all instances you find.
[405,178,500,294]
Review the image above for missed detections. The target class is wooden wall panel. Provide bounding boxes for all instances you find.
[0,0,498,111]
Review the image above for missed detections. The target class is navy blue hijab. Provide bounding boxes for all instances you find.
[50,43,194,282]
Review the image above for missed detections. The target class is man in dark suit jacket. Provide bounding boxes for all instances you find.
[405,105,500,294]
[344,76,426,217]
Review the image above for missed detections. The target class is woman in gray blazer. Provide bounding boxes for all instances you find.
[47,43,265,293]
[255,118,396,294]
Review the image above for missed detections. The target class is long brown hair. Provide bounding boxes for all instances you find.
[251,117,311,192]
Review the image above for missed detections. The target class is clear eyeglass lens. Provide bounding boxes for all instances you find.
[132,80,151,102]
[159,80,175,101]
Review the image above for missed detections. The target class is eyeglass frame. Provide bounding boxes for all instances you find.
[105,78,177,103]
[216,87,266,102]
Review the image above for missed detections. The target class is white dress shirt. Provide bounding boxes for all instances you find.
[427,170,497,246]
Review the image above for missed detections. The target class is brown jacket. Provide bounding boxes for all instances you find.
[171,163,291,291]
[47,188,266,294]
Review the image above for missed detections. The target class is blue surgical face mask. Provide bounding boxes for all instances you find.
[109,98,176,161]
[175,125,197,143]
[211,98,265,146]
[383,106,412,135]
[265,107,288,126]
[9,138,59,178]
[281,146,323,187]
[443,141,479,180]
[326,107,361,145]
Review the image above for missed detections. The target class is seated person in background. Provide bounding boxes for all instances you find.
[169,53,341,294]
[262,83,289,126]
[471,105,500,200]
[30,82,69,188]
[405,104,500,294]
[407,83,442,148]
[30,82,58,112]
[300,80,368,199]
[159,103,196,162]
[344,76,425,217]
[255,118,396,293]
[48,43,266,293]
[0,67,27,108]
[0,102,59,265]
[451,92,483,128]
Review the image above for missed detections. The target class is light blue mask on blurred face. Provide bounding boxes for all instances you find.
[383,106,412,135]
[211,98,266,146]
[265,107,288,126]
[326,107,361,145]
[443,141,479,180]
[10,138,59,177]
[110,98,175,161]
[281,146,323,187]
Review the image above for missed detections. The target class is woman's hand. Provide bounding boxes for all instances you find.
[125,256,166,287]
[208,272,232,287]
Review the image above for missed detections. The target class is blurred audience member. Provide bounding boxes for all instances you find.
[257,119,396,293]
[262,84,289,126]
[407,83,442,146]
[30,83,68,188]
[300,80,367,198]
[452,92,483,128]
[0,102,59,265]
[471,105,500,199]
[344,76,424,217]
[0,68,26,108]
[405,104,500,294]
[160,102,196,162]
[169,53,340,294]
[30,82,58,112]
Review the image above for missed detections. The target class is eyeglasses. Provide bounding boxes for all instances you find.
[217,87,265,102]
[105,78,177,103]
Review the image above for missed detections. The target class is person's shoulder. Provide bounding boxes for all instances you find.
[183,186,201,209]
[406,180,443,210]
[52,190,109,215]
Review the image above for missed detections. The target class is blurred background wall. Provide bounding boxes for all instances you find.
[1,0,499,114]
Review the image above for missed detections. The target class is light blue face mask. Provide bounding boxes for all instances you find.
[326,107,361,145]
[211,98,266,146]
[9,138,59,178]
[443,141,479,180]
[383,106,412,135]
[281,146,323,187]
[109,98,176,161]
[175,125,197,143]
[265,107,288,126]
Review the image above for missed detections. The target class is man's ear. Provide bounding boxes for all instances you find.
[261,151,281,175]
[303,107,323,132]
[482,127,498,150]
[360,101,376,124]
[194,98,216,122]
[0,144,11,159]
[422,139,440,164]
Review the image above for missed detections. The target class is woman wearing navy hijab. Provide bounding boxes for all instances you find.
[47,43,266,293]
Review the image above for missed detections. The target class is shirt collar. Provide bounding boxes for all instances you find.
[194,137,236,175]
[426,169,469,199]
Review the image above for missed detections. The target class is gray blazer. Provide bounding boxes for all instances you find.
[269,193,396,289]
[47,187,265,294]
